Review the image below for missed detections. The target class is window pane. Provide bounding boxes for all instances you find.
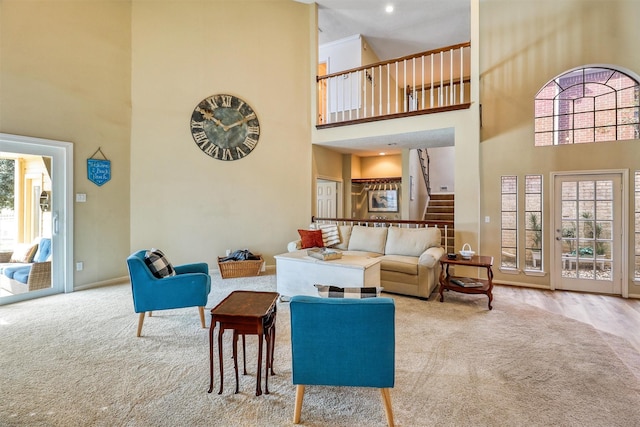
[574,112,594,129]
[574,129,593,144]
[574,97,594,113]
[595,126,616,142]
[617,87,639,108]
[535,99,554,117]
[595,91,616,111]
[618,124,640,140]
[535,116,554,132]
[595,109,615,127]
[535,132,553,147]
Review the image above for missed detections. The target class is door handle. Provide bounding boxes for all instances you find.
[53,212,59,235]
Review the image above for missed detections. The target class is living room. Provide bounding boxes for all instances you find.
[1,0,640,425]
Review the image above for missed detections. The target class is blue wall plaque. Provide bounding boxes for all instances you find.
[87,158,111,186]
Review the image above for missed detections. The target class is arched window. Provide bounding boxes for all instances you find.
[534,66,639,146]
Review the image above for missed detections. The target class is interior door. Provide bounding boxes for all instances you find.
[316,179,337,218]
[553,172,623,295]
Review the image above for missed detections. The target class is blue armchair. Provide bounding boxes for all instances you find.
[289,295,396,426]
[127,250,211,337]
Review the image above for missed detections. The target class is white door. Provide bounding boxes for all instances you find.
[0,134,73,305]
[552,172,624,295]
[316,179,338,218]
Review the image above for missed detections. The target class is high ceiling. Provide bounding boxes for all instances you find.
[296,0,471,157]
[314,0,470,61]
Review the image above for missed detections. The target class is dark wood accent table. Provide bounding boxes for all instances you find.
[208,290,279,396]
[439,254,494,310]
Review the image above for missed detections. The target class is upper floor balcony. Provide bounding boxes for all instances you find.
[317,42,471,128]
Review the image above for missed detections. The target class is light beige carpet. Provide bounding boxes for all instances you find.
[1,273,639,427]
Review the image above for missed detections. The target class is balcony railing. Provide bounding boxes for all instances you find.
[317,42,471,128]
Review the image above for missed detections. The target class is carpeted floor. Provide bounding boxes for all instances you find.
[1,273,639,426]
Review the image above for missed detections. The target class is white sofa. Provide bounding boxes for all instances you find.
[288,224,444,299]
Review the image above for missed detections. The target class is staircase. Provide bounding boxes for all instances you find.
[424,193,455,250]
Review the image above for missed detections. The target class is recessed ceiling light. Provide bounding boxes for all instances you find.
[385,4,394,13]
[379,152,386,156]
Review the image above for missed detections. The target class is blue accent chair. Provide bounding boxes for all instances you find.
[289,295,396,426]
[126,250,211,337]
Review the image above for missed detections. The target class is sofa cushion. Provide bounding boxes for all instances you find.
[314,284,383,298]
[348,225,388,254]
[380,255,419,275]
[144,249,176,278]
[10,243,38,263]
[3,264,31,280]
[298,229,324,249]
[385,227,440,257]
[332,225,352,250]
[33,238,52,263]
[13,267,32,284]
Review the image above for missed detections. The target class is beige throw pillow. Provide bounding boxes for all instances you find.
[347,225,388,254]
[10,243,38,263]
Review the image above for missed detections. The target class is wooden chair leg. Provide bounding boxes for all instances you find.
[293,384,305,424]
[136,312,146,337]
[198,306,206,328]
[380,388,394,427]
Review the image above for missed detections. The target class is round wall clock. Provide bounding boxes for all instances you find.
[189,94,260,161]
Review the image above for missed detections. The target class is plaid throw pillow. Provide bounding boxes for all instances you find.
[144,249,177,278]
[314,284,383,298]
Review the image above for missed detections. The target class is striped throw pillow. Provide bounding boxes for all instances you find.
[315,224,341,247]
[314,284,383,298]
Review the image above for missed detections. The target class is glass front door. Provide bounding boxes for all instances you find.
[553,173,623,295]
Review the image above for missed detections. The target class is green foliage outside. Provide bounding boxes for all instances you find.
[0,159,15,210]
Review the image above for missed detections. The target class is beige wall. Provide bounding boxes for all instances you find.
[130,1,313,267]
[0,1,132,286]
[480,0,640,295]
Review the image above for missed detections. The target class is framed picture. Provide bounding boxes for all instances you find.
[368,189,399,213]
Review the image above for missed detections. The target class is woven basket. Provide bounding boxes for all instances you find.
[217,256,263,279]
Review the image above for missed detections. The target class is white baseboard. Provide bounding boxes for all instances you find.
[74,276,129,291]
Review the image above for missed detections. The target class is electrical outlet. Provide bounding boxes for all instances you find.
[76,261,84,271]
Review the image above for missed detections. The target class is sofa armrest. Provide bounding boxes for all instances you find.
[27,261,51,291]
[418,246,445,268]
[287,240,302,252]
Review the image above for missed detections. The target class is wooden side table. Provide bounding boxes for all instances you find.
[208,290,279,396]
[439,254,494,310]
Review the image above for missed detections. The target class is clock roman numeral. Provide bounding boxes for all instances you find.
[244,112,256,121]
[247,126,260,135]
[193,131,209,146]
[235,147,247,158]
[191,119,205,129]
[206,97,219,110]
[222,148,233,160]
[204,143,218,157]
[221,95,232,108]
[243,136,258,150]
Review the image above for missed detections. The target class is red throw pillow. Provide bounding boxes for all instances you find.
[298,229,324,249]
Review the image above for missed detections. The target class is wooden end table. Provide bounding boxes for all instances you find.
[439,254,494,310]
[208,290,279,396]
